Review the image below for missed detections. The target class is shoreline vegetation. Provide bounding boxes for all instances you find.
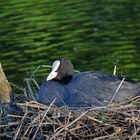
[0,63,140,139]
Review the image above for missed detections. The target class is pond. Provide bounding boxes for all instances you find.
[0,0,140,84]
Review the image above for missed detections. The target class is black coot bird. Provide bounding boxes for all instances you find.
[38,58,140,106]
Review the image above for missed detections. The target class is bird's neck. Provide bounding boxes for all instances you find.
[55,75,73,84]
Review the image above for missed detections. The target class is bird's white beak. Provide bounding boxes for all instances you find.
[46,71,58,81]
[46,60,60,81]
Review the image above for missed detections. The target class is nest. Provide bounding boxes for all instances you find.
[0,95,140,140]
[0,65,140,139]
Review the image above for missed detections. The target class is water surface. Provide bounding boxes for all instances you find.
[0,0,140,84]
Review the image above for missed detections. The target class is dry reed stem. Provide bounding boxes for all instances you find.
[32,98,56,139]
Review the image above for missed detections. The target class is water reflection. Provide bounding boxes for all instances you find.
[0,0,140,84]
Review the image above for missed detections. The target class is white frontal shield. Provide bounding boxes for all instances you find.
[46,60,60,81]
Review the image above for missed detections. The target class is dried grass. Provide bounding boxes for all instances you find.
[0,94,140,140]
[0,65,140,140]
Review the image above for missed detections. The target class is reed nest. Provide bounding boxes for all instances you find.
[0,65,140,140]
[0,95,140,140]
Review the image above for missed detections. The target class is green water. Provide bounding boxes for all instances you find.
[0,0,140,84]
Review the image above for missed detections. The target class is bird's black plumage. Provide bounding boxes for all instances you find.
[38,59,140,107]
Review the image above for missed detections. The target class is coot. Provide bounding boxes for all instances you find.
[38,58,140,106]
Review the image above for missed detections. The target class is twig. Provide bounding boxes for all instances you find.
[13,112,28,140]
[113,65,117,75]
[129,127,140,140]
[32,98,56,140]
[108,77,125,105]
[49,110,89,140]
[30,65,51,79]
[92,127,121,140]
[25,78,36,101]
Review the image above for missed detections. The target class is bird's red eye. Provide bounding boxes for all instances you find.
[60,66,63,70]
